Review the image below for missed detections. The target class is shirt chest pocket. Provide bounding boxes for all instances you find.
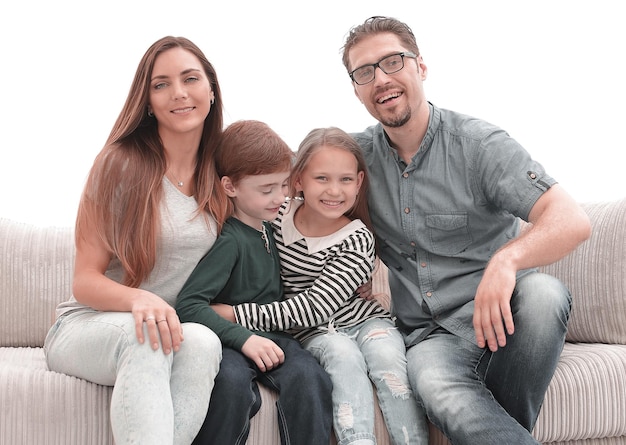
[425,213,472,256]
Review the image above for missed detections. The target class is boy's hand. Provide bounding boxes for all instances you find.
[241,335,285,372]
[211,303,236,322]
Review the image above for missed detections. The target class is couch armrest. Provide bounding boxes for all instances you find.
[540,198,626,344]
[0,218,75,347]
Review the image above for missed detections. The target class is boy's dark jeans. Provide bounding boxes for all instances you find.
[193,334,333,445]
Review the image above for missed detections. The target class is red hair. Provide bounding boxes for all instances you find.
[215,120,294,217]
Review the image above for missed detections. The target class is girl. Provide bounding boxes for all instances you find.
[216,127,428,445]
[43,37,226,444]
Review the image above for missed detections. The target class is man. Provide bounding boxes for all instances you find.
[342,16,591,445]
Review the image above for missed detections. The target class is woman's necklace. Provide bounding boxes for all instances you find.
[168,165,195,188]
[169,170,185,187]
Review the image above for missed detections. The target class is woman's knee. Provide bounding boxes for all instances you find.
[174,322,221,380]
[180,322,221,356]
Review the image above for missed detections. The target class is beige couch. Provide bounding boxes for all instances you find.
[1,198,625,445]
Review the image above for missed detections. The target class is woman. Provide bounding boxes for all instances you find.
[44,36,228,445]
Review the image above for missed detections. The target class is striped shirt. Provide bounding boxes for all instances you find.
[233,200,391,342]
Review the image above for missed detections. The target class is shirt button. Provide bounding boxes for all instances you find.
[410,241,416,247]
[404,207,410,214]
[420,262,427,268]
[426,291,432,297]
[402,172,409,178]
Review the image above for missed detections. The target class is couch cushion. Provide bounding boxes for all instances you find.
[0,218,75,347]
[533,342,626,443]
[0,347,114,445]
[540,199,626,344]
[0,347,392,445]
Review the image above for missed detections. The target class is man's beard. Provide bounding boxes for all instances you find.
[380,105,411,128]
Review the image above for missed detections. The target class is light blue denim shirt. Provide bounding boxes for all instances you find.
[352,102,556,347]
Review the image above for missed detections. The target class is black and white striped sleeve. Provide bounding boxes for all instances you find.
[233,228,375,331]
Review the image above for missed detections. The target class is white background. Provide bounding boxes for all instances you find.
[2,0,624,227]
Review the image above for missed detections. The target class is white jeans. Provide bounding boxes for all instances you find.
[44,310,221,445]
[303,317,428,445]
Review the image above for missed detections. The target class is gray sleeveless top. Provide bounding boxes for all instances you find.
[56,178,218,317]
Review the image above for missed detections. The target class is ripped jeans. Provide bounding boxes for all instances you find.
[303,317,428,445]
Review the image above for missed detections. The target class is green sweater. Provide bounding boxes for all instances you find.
[176,217,287,350]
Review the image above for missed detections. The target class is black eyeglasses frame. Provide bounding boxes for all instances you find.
[349,52,418,85]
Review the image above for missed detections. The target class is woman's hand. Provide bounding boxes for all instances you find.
[132,290,183,354]
[73,222,182,354]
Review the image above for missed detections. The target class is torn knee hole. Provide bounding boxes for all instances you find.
[382,372,413,398]
[337,402,354,429]
[364,328,391,339]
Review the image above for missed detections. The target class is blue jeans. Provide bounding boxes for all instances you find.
[44,310,221,445]
[304,317,428,445]
[194,334,333,445]
[406,272,571,445]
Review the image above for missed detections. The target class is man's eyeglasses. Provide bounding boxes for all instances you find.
[349,52,418,85]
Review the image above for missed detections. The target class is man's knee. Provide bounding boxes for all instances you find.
[514,272,572,325]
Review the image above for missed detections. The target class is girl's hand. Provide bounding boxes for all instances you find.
[132,290,183,354]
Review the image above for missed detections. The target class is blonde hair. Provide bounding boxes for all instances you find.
[76,36,229,287]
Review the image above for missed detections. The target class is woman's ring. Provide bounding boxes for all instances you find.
[145,316,155,322]
[157,319,167,323]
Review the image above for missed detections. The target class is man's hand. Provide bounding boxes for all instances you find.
[241,335,285,372]
[473,185,591,351]
[472,257,516,352]
[356,280,373,300]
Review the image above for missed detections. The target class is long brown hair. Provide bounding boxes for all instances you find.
[291,127,374,234]
[76,36,229,287]
[341,16,421,73]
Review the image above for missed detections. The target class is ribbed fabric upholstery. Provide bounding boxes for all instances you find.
[0,347,114,445]
[249,385,281,444]
[545,439,626,445]
[534,343,626,442]
[542,199,626,344]
[0,218,74,347]
[1,197,625,445]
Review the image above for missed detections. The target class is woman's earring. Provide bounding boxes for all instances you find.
[210,98,215,105]
[147,108,154,117]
